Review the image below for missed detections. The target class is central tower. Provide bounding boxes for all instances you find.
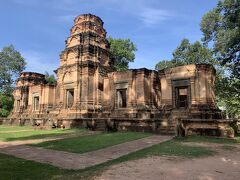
[55,14,113,119]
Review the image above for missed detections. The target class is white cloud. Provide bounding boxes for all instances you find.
[12,0,173,26]
[22,50,58,74]
[138,8,172,25]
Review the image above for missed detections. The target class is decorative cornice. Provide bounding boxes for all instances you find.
[61,44,110,57]
[74,13,104,26]
[17,76,45,84]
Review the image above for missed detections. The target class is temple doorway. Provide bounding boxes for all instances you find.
[176,87,188,108]
[172,79,191,109]
[33,96,39,111]
[117,89,127,108]
[66,89,74,108]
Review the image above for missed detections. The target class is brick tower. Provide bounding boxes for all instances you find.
[55,14,113,120]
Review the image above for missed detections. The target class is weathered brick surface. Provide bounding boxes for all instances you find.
[8,14,223,134]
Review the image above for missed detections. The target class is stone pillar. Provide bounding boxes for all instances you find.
[79,67,89,111]
[130,71,137,108]
[136,71,145,108]
[166,78,173,107]
[103,78,110,109]
[190,77,195,108]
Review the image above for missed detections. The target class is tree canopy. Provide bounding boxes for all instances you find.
[155,39,215,70]
[0,45,26,95]
[0,45,26,117]
[200,0,240,118]
[45,72,57,85]
[0,93,14,117]
[108,37,137,71]
[200,0,240,78]
[215,76,240,117]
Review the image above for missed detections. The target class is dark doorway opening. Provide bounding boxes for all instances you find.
[16,100,20,112]
[117,89,127,108]
[33,96,39,111]
[176,87,188,108]
[66,89,74,108]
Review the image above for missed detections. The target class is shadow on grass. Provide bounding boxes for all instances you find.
[31,132,152,154]
[0,138,216,180]
[175,135,239,144]
[0,125,33,131]
[2,129,85,142]
[71,138,216,179]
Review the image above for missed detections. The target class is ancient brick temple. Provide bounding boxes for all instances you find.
[9,14,229,135]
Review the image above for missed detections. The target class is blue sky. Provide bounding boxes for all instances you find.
[0,0,219,74]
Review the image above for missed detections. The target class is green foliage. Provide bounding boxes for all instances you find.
[155,59,183,71]
[0,93,14,117]
[108,37,137,71]
[0,45,26,117]
[200,0,240,118]
[0,45,26,95]
[174,39,216,64]
[155,39,215,70]
[44,72,57,85]
[215,77,240,118]
[200,0,240,78]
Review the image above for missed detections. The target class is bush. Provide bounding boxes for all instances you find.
[229,121,239,135]
[0,93,14,117]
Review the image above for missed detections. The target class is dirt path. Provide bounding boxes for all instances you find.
[0,135,171,170]
[96,143,240,180]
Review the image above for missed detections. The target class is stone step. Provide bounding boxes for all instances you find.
[95,120,106,131]
[157,129,175,135]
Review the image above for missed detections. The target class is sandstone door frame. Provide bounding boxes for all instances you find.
[172,79,191,109]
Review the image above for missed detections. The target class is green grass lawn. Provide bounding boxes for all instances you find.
[0,126,237,179]
[0,125,33,131]
[0,137,216,180]
[122,138,215,158]
[176,135,240,144]
[0,153,72,180]
[0,125,85,142]
[32,132,151,153]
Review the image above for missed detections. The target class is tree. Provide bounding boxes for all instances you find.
[173,39,216,65]
[155,60,182,71]
[200,0,240,78]
[0,93,14,117]
[0,45,26,95]
[108,37,137,71]
[215,76,240,118]
[45,72,57,85]
[0,45,26,117]
[155,39,215,70]
[200,0,240,118]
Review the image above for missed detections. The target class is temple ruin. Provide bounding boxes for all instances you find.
[7,14,235,136]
